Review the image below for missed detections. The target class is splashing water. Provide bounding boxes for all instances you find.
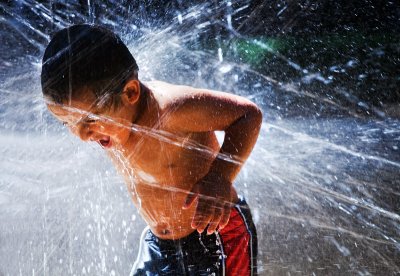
[1,1,399,275]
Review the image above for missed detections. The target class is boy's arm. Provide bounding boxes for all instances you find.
[166,89,263,234]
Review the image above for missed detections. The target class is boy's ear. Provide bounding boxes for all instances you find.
[121,79,140,105]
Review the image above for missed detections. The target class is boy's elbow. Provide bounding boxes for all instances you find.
[235,103,262,135]
[255,105,263,121]
[248,104,263,127]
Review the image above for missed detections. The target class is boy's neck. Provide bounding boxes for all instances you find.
[134,82,159,127]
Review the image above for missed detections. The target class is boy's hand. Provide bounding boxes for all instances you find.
[183,172,232,235]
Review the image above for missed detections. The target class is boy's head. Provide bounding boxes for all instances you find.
[41,24,139,107]
[42,24,142,149]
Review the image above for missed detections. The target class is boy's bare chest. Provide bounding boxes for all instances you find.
[121,131,219,185]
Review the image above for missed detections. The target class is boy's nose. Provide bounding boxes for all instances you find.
[72,122,93,141]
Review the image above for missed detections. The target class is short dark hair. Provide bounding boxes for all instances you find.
[41,24,138,106]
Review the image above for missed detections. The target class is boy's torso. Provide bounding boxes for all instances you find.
[109,81,237,239]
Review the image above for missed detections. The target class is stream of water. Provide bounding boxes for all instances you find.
[0,1,399,275]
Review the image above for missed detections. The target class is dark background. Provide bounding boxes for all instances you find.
[1,0,399,118]
[0,2,399,275]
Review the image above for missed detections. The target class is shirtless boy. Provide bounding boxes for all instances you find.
[41,24,262,275]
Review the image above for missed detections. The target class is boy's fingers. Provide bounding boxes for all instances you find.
[193,213,211,233]
[218,204,231,230]
[207,202,223,234]
[193,200,214,232]
[183,185,199,209]
[197,220,209,234]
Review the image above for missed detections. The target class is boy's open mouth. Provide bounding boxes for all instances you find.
[98,136,112,149]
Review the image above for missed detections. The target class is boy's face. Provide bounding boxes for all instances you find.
[47,88,135,150]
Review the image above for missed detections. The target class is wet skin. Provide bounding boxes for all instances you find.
[47,80,262,239]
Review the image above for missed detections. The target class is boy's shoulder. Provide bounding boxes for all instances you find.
[144,80,200,104]
[143,80,258,133]
[144,80,248,109]
[144,80,202,113]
